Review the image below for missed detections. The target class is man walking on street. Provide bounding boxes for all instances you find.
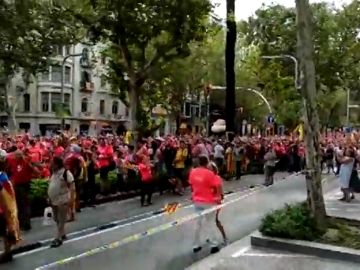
[189,155,224,254]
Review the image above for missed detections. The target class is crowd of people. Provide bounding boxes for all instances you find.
[0,129,359,262]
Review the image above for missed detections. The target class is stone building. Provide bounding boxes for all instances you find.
[0,43,128,135]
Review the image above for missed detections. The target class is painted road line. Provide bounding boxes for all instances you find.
[241,253,313,258]
[231,247,250,258]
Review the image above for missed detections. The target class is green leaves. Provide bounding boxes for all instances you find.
[239,0,360,127]
[0,0,89,77]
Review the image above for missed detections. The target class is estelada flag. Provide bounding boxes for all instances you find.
[164,202,180,214]
[0,172,21,243]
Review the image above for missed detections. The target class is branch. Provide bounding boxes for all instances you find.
[136,48,180,87]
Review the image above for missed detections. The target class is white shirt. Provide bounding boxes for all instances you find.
[214,144,224,159]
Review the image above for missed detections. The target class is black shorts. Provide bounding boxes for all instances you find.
[0,214,7,237]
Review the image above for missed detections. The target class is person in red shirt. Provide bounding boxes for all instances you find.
[189,155,223,254]
[97,138,114,194]
[137,155,153,207]
[6,150,38,231]
[27,140,42,164]
[53,139,65,158]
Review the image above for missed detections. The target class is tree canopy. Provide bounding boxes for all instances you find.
[237,0,360,128]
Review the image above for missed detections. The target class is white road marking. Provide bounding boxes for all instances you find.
[231,247,250,258]
[241,253,313,258]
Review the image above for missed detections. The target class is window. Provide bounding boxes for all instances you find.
[125,107,129,117]
[81,98,88,112]
[65,46,71,56]
[41,70,50,81]
[23,94,30,112]
[51,45,62,56]
[51,93,61,112]
[81,71,91,82]
[65,66,71,83]
[183,102,191,117]
[51,66,62,82]
[100,75,106,87]
[101,56,106,65]
[41,93,49,112]
[65,93,71,109]
[112,101,118,114]
[99,100,105,115]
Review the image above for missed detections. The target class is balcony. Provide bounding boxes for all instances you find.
[80,81,94,92]
[78,112,93,119]
[111,114,125,121]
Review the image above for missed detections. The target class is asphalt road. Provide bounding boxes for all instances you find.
[3,173,337,270]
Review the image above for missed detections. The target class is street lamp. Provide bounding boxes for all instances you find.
[261,55,302,90]
[211,85,273,114]
[60,47,89,129]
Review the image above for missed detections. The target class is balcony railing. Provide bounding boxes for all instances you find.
[78,112,93,118]
[80,81,94,92]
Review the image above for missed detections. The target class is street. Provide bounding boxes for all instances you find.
[2,173,338,270]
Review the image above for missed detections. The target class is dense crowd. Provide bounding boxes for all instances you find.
[0,130,360,262]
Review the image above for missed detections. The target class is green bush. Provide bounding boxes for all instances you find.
[30,179,49,201]
[260,203,325,241]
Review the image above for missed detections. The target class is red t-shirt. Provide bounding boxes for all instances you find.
[6,155,34,185]
[28,146,42,163]
[53,146,64,157]
[138,163,152,182]
[189,167,221,204]
[97,145,114,168]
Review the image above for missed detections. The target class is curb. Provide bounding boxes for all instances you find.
[250,231,360,264]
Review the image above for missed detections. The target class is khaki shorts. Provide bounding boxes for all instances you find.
[52,204,68,227]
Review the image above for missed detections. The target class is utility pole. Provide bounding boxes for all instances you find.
[295,0,326,226]
[225,0,236,133]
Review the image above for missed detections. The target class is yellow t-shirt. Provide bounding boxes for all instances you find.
[174,148,188,169]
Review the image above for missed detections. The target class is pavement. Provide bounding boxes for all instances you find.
[2,172,339,270]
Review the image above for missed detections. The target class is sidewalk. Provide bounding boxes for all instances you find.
[4,172,289,254]
[187,182,360,270]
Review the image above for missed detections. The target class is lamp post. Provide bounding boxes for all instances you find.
[60,47,89,129]
[211,86,273,114]
[261,55,302,90]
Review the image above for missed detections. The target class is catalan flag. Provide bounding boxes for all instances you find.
[0,172,20,243]
[164,202,180,214]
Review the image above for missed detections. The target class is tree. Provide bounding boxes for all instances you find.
[88,0,212,136]
[0,0,90,131]
[295,0,326,226]
[225,0,236,133]
[239,1,360,127]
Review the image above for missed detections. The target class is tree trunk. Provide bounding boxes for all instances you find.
[128,83,139,144]
[225,0,236,133]
[295,0,326,226]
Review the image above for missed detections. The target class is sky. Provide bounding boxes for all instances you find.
[213,0,352,20]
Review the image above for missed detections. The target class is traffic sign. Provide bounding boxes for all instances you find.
[267,114,275,124]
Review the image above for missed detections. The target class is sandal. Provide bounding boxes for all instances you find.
[50,239,63,248]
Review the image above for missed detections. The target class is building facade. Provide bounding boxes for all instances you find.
[2,43,128,135]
